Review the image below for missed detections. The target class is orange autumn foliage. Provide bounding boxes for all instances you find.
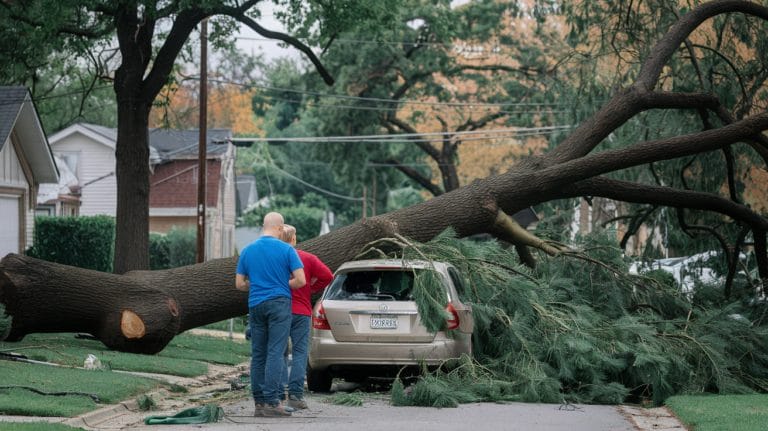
[150,82,262,135]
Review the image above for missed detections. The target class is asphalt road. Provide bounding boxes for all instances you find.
[126,395,637,431]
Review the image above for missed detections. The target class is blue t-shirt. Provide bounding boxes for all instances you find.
[236,235,303,307]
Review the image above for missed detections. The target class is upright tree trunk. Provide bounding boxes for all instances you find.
[113,97,151,274]
[112,26,153,273]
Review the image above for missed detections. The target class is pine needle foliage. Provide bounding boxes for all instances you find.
[365,230,768,406]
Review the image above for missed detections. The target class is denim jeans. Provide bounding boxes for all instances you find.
[280,314,311,398]
[249,296,291,406]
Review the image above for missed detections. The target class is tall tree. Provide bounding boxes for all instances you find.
[260,0,568,197]
[2,0,768,354]
[1,0,401,273]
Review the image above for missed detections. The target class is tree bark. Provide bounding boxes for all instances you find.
[2,1,768,354]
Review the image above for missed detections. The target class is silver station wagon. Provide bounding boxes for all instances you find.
[307,259,473,392]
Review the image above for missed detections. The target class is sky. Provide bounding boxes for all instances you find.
[234,2,300,62]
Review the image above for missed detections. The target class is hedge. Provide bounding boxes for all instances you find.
[28,215,115,272]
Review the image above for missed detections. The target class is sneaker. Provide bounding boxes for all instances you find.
[261,403,292,417]
[288,395,308,410]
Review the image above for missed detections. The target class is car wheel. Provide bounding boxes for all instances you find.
[307,365,332,392]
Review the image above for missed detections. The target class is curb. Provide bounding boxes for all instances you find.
[60,362,249,429]
[618,405,687,431]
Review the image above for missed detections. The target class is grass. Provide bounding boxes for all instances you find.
[200,316,247,334]
[1,332,250,376]
[161,332,250,366]
[0,361,162,416]
[0,332,251,417]
[665,394,768,431]
[0,423,85,431]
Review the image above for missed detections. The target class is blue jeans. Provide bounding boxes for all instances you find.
[280,314,311,398]
[249,296,291,406]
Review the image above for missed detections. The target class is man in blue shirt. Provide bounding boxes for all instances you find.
[236,212,305,417]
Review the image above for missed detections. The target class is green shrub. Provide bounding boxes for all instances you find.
[149,232,171,270]
[28,215,114,272]
[166,226,196,268]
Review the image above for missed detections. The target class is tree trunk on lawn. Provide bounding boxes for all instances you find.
[1,1,768,354]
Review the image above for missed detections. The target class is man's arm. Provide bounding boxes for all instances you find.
[309,257,333,294]
[289,268,306,290]
[235,274,249,291]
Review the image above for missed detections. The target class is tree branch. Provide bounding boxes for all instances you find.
[526,112,768,200]
[381,158,443,196]
[142,9,205,100]
[558,177,768,232]
[385,116,442,160]
[493,209,566,256]
[545,1,768,166]
[231,14,334,85]
[637,1,768,90]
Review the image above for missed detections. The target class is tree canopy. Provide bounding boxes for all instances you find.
[1,0,403,272]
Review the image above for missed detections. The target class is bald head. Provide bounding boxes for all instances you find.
[262,212,284,236]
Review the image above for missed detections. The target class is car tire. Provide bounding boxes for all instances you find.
[307,366,332,392]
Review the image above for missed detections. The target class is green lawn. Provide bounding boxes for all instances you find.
[200,317,248,334]
[1,332,250,376]
[0,332,251,417]
[0,361,162,416]
[665,394,768,431]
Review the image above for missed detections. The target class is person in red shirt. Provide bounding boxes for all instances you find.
[279,224,333,409]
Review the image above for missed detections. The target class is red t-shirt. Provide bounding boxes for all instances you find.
[291,249,333,316]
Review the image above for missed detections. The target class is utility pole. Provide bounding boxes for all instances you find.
[196,19,208,264]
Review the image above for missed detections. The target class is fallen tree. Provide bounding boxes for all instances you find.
[2,1,768,354]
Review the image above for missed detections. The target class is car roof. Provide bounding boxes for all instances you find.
[336,259,451,272]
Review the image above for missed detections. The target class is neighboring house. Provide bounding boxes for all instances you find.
[43,123,236,260]
[0,86,59,257]
[47,123,117,216]
[149,128,237,260]
[36,153,81,217]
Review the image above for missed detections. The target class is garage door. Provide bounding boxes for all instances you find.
[0,196,20,257]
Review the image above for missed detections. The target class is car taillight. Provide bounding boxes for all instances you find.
[313,302,331,330]
[445,302,460,330]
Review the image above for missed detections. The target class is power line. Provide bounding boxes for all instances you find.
[235,35,517,55]
[207,78,568,108]
[261,163,365,201]
[230,125,572,145]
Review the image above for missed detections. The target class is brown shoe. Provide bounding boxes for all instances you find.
[254,402,265,417]
[262,403,292,417]
[288,395,308,410]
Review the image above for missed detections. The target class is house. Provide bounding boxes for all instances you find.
[0,86,59,257]
[44,123,236,259]
[148,128,237,260]
[46,123,117,216]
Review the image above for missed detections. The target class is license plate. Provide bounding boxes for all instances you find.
[370,315,398,329]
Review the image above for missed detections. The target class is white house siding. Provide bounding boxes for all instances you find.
[51,133,116,216]
[0,136,32,253]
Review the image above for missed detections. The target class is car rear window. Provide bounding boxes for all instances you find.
[324,270,419,301]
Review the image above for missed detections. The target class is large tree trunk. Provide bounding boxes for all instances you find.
[2,1,768,354]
